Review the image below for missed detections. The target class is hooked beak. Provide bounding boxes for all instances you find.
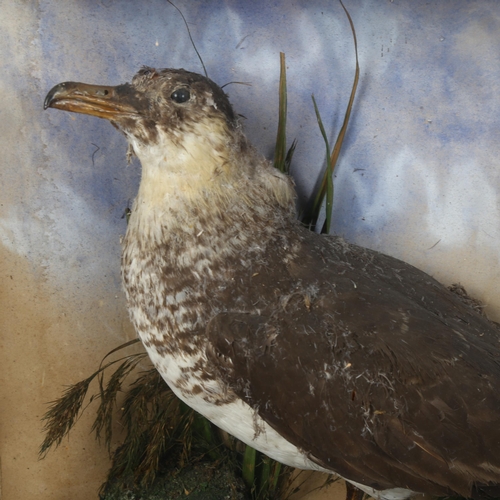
[44,81,144,120]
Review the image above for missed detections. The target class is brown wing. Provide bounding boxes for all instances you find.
[207,229,500,498]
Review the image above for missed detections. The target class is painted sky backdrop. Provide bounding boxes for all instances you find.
[4,1,500,312]
[1,1,500,499]
[4,2,500,303]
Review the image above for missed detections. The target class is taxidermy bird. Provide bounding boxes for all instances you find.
[45,67,500,500]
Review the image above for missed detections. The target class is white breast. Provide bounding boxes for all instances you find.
[145,346,416,500]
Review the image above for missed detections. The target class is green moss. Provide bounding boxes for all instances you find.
[101,459,249,500]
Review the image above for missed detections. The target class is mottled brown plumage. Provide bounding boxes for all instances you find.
[45,67,500,499]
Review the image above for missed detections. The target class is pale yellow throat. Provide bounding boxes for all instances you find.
[130,119,238,211]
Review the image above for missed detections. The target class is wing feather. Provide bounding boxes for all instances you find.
[207,230,500,498]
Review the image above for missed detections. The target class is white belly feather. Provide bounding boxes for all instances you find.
[145,345,415,500]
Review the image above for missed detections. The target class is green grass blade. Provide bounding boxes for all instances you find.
[257,455,282,499]
[258,455,271,499]
[311,95,334,233]
[310,0,359,230]
[329,0,359,182]
[193,412,214,445]
[284,138,297,175]
[242,445,257,489]
[273,52,288,173]
[326,156,334,233]
[269,460,282,494]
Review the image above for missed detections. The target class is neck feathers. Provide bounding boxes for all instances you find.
[125,118,296,249]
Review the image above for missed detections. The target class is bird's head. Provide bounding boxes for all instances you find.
[45,66,294,231]
[45,67,251,206]
[45,66,237,159]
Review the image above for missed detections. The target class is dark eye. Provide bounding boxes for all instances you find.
[171,88,190,103]
[140,67,155,77]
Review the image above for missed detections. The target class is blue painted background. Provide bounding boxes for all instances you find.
[13,1,499,312]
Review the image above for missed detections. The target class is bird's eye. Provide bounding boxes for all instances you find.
[171,88,190,103]
[140,67,155,77]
